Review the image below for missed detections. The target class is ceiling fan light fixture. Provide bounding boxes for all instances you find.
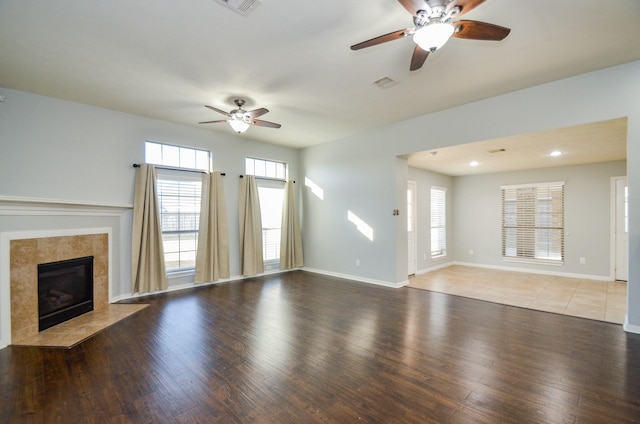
[229,119,250,133]
[413,22,455,52]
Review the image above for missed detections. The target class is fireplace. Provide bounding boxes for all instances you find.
[38,256,94,331]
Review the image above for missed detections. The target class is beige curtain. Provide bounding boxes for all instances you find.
[194,171,230,283]
[131,164,168,294]
[239,175,264,276]
[280,180,304,269]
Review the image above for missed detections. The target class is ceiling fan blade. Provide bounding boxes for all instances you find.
[397,0,429,16]
[245,108,269,118]
[198,119,228,124]
[446,0,486,17]
[251,119,281,129]
[410,45,430,71]
[204,105,231,117]
[452,20,511,41]
[351,29,411,50]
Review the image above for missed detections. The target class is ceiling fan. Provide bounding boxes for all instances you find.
[350,0,511,71]
[199,99,281,133]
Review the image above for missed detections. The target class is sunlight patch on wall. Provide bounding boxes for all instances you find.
[305,177,324,200]
[347,210,374,241]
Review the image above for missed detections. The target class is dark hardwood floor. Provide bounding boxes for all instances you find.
[2,271,640,423]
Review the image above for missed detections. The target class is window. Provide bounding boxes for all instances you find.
[145,141,211,272]
[246,158,287,268]
[258,185,284,265]
[146,141,211,171]
[430,187,447,258]
[501,181,564,263]
[245,157,287,180]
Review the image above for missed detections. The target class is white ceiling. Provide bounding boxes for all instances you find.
[0,0,639,160]
[405,118,628,176]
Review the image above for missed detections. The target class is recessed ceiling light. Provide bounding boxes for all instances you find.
[430,151,438,156]
[550,151,563,157]
[470,161,479,167]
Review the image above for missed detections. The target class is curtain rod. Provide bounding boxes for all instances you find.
[239,175,295,183]
[132,164,225,176]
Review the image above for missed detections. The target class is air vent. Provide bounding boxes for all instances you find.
[214,0,261,16]
[488,148,506,153]
[373,76,398,89]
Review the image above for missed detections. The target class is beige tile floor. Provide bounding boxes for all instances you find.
[408,265,627,324]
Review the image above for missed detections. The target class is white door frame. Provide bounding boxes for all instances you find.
[407,180,417,276]
[610,176,628,281]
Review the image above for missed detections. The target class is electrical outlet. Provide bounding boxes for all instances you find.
[469,249,474,256]
[579,257,586,265]
[356,259,360,266]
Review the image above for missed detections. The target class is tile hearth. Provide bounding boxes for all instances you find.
[8,232,148,348]
[11,303,148,348]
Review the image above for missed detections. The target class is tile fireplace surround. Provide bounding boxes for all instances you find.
[10,233,112,344]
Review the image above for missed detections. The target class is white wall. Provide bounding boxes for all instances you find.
[0,88,300,296]
[300,60,640,331]
[452,161,626,277]
[2,61,640,336]
[300,141,400,285]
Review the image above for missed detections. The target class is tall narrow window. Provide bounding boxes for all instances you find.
[246,157,288,269]
[430,187,447,258]
[145,141,211,272]
[501,181,565,263]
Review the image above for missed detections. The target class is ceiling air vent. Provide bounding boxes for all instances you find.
[214,0,261,16]
[373,76,398,89]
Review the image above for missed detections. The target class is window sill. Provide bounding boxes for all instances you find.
[431,254,447,261]
[167,269,195,279]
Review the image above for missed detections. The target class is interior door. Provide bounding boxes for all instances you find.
[614,177,628,281]
[407,181,417,276]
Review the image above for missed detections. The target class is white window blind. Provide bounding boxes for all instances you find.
[501,181,565,263]
[431,187,447,258]
[156,169,202,271]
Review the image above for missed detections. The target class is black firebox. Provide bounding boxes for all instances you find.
[38,256,94,331]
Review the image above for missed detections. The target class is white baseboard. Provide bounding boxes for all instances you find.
[110,269,299,302]
[302,267,406,288]
[451,261,613,282]
[623,317,640,334]
[110,277,234,302]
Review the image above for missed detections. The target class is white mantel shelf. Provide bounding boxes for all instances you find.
[0,195,132,210]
